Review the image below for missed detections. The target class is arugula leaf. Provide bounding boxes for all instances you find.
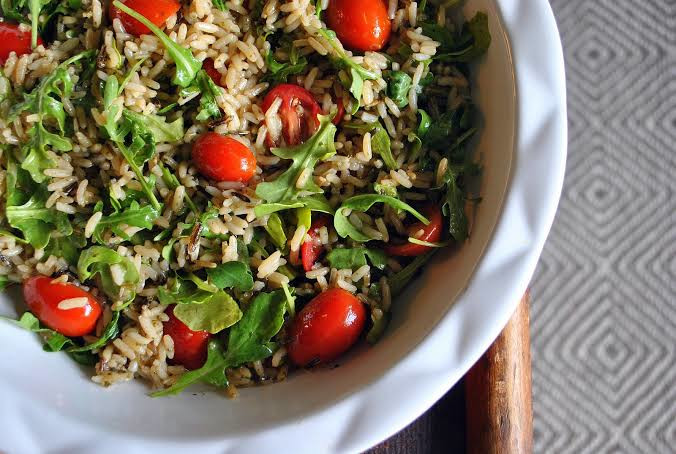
[122,110,184,143]
[152,290,288,396]
[343,121,397,169]
[424,103,475,150]
[5,156,72,249]
[157,275,213,305]
[212,0,226,11]
[68,311,120,353]
[173,291,243,334]
[255,115,336,203]
[334,195,429,242]
[326,248,387,270]
[179,70,223,122]
[10,51,95,183]
[408,109,431,163]
[159,162,198,214]
[264,213,287,249]
[262,41,307,84]
[387,71,413,108]
[90,201,159,244]
[317,28,378,112]
[254,194,333,217]
[389,252,435,295]
[77,246,140,304]
[430,12,491,63]
[441,165,470,242]
[282,282,295,317]
[113,1,201,86]
[6,312,98,364]
[44,234,86,266]
[206,261,254,292]
[366,311,389,344]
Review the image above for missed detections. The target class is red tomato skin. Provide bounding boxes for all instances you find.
[288,288,366,367]
[326,0,392,52]
[203,58,223,87]
[300,217,330,272]
[191,133,257,183]
[332,97,345,125]
[0,23,43,65]
[384,205,444,256]
[22,276,102,337]
[262,84,321,145]
[109,0,181,36]
[163,306,211,370]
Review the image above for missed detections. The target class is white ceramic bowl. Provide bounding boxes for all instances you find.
[0,0,566,452]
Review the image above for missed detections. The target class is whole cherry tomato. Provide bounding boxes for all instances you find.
[262,84,321,146]
[109,0,181,36]
[192,132,257,183]
[163,306,211,370]
[288,288,366,367]
[300,217,330,272]
[22,276,102,337]
[0,23,43,65]
[326,0,392,52]
[384,205,443,256]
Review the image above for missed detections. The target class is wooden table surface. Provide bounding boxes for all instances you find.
[367,294,533,454]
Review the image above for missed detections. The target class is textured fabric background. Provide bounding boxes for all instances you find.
[530,1,676,452]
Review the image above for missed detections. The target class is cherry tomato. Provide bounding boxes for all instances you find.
[262,84,321,146]
[300,217,329,272]
[0,23,43,65]
[109,0,181,37]
[288,288,366,367]
[22,276,102,337]
[163,306,211,370]
[332,97,345,125]
[203,58,224,87]
[326,0,392,52]
[191,132,257,183]
[384,205,443,256]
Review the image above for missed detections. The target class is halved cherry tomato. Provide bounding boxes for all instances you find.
[22,276,102,337]
[332,97,345,125]
[326,0,392,52]
[262,84,321,146]
[163,306,211,370]
[203,58,223,87]
[0,23,43,65]
[109,0,181,37]
[384,205,443,256]
[300,217,329,272]
[288,288,366,367]
[192,132,257,183]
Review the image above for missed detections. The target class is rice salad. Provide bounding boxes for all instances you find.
[0,0,490,396]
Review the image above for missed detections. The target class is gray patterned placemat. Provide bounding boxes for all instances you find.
[531,1,676,452]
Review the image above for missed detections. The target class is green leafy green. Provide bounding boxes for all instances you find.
[366,311,389,344]
[173,291,243,334]
[424,103,476,151]
[387,71,413,108]
[427,12,491,63]
[0,275,10,291]
[179,70,223,121]
[77,246,140,304]
[44,234,86,266]
[343,121,397,170]
[317,28,378,112]
[152,290,288,396]
[5,156,72,249]
[262,40,307,84]
[212,0,226,11]
[255,114,336,203]
[122,110,184,144]
[441,164,473,242]
[254,194,333,217]
[206,261,254,292]
[159,162,198,214]
[334,195,429,242]
[282,281,295,317]
[264,213,287,249]
[408,109,431,163]
[326,248,387,270]
[90,201,159,244]
[68,311,120,353]
[112,1,201,87]
[157,275,213,305]
[389,252,435,295]
[9,51,94,183]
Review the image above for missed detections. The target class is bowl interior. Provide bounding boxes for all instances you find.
[0,0,515,441]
